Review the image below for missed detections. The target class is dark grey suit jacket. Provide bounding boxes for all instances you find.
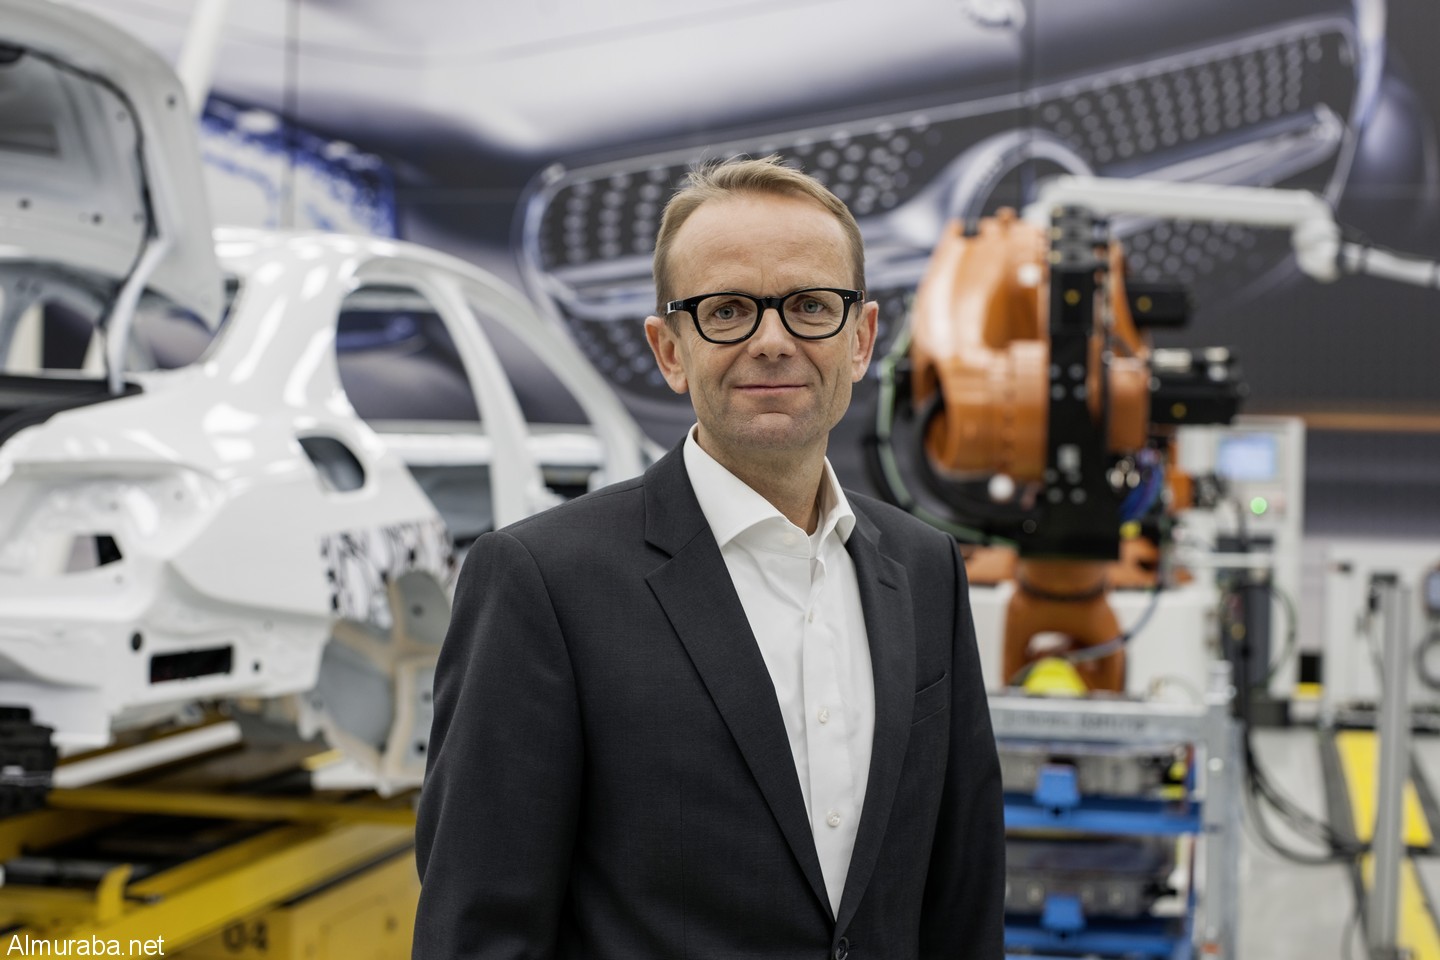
[414,445,1004,960]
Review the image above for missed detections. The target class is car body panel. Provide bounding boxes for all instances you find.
[0,0,222,329]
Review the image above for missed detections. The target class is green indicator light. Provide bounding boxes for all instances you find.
[1250,497,1269,516]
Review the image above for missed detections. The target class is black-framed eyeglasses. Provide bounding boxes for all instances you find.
[663,288,865,344]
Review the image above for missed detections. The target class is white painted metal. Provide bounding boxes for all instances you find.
[175,0,232,118]
[1027,175,1440,290]
[52,721,242,788]
[0,0,223,329]
[1319,540,1440,722]
[104,233,173,395]
[1025,176,1342,281]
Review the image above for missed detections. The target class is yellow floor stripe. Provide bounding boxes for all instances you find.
[1334,730,1433,847]
[1335,730,1440,959]
[1359,857,1440,960]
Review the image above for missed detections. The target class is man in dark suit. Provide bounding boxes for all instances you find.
[414,157,1004,959]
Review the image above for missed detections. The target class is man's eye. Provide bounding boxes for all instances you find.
[702,298,752,325]
[797,298,824,314]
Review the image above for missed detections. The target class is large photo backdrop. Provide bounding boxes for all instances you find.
[71,0,1440,534]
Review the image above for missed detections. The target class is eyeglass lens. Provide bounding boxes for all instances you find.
[695,290,848,341]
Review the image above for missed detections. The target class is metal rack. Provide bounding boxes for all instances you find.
[990,662,1241,959]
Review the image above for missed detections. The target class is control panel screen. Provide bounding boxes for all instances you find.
[1216,433,1279,483]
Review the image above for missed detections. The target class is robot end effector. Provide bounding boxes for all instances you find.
[1025,175,1440,290]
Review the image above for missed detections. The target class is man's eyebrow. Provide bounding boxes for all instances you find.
[689,285,842,298]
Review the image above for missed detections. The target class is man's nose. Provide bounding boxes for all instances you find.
[746,307,795,357]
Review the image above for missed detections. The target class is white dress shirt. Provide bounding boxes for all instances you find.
[683,426,875,916]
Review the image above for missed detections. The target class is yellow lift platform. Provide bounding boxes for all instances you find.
[0,722,420,960]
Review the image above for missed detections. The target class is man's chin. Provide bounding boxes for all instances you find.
[710,412,826,454]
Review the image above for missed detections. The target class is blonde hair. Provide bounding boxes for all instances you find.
[652,156,865,316]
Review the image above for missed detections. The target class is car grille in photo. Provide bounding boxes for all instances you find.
[521,21,1359,402]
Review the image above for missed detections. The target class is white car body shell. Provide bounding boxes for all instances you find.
[0,226,653,790]
[0,1,654,792]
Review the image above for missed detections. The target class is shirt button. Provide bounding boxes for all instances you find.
[783,531,798,546]
[826,810,842,828]
[817,707,830,724]
[806,609,815,623]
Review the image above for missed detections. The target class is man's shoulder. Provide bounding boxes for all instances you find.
[502,474,647,547]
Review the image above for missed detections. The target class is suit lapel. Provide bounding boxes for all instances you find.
[835,506,917,933]
[642,448,834,918]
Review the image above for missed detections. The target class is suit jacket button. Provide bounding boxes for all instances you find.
[833,936,849,960]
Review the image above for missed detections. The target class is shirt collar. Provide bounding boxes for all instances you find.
[683,424,855,550]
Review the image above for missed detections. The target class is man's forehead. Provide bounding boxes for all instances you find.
[676,191,842,239]
[668,193,850,284]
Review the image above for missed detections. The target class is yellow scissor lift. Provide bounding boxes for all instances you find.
[0,722,421,960]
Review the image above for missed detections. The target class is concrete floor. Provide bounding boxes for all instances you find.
[1241,728,1357,959]
[1239,727,1440,960]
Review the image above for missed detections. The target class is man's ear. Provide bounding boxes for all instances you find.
[850,300,879,382]
[644,315,690,395]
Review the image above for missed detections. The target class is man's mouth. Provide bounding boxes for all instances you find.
[736,384,805,395]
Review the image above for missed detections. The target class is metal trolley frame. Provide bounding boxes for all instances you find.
[989,662,1241,959]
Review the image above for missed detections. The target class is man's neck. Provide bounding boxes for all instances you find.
[696,433,828,534]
